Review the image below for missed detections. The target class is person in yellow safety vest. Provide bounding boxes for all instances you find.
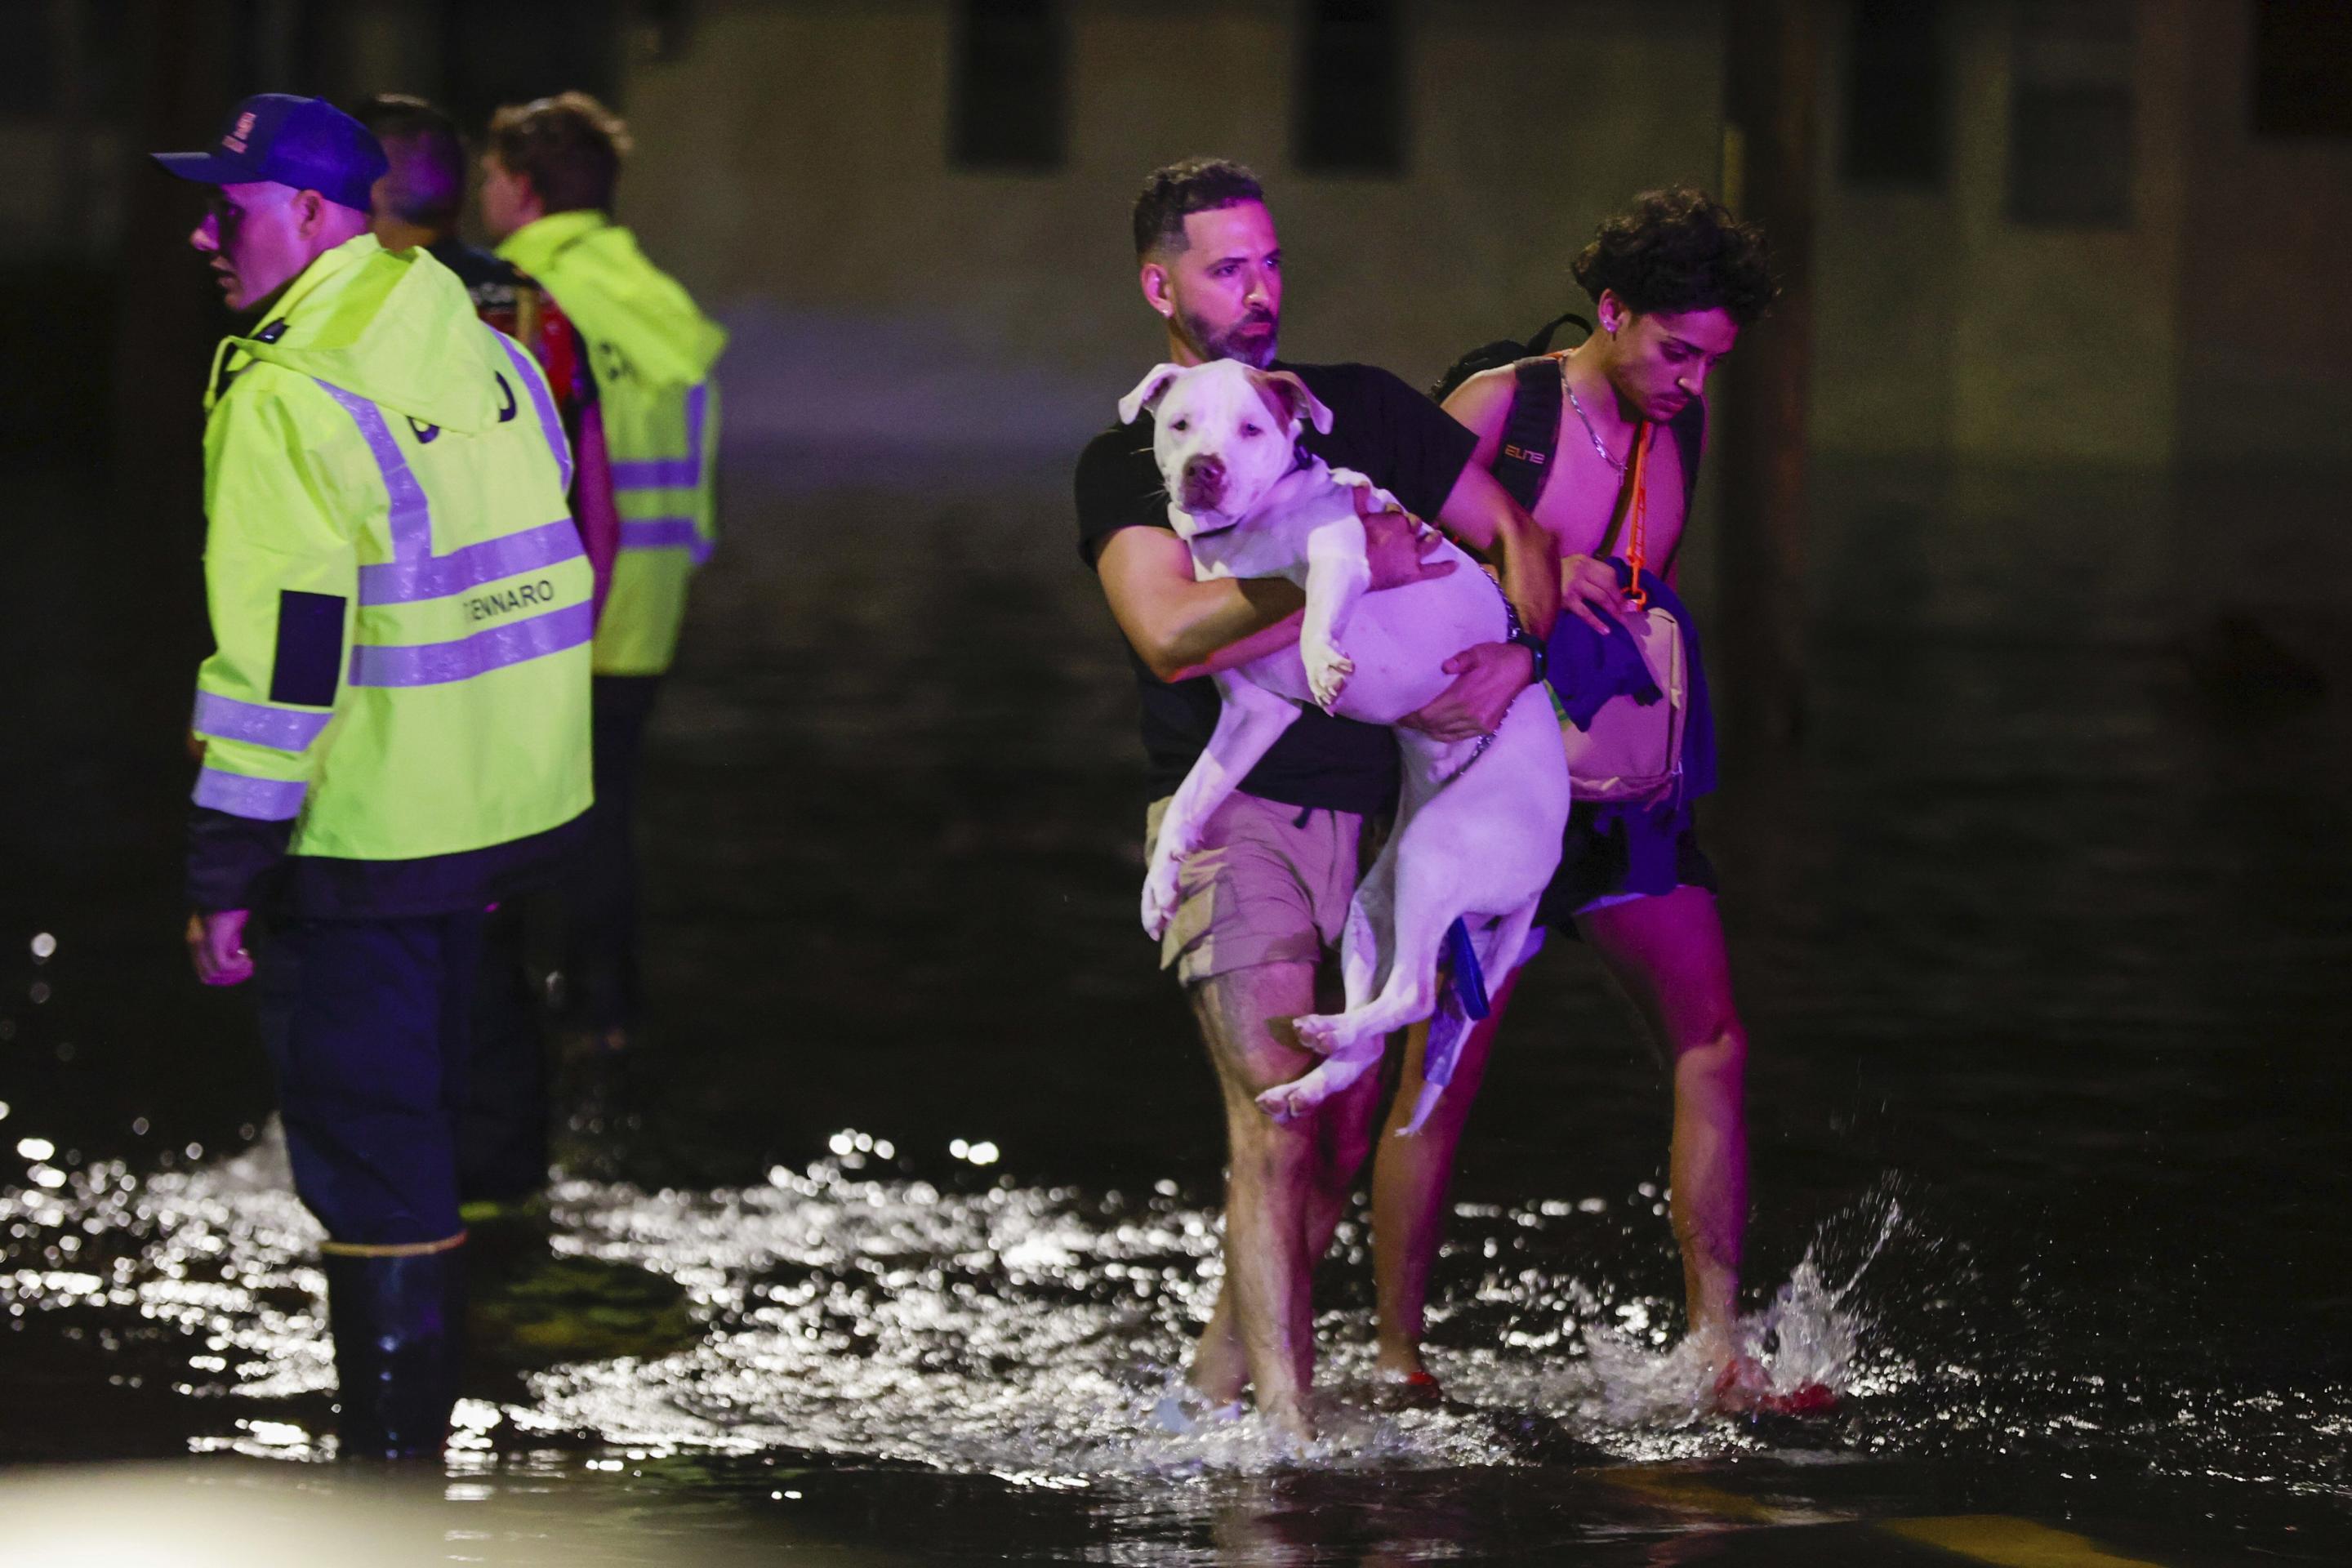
[481,91,726,1058]
[155,93,592,1461]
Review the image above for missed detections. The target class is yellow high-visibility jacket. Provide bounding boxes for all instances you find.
[188,234,591,912]
[498,210,725,676]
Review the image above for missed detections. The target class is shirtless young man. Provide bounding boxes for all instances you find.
[1075,159,1579,1439]
[1370,189,1779,1397]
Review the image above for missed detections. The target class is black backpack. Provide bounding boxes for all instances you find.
[1429,310,1590,513]
[1430,309,1594,403]
[1431,311,1707,539]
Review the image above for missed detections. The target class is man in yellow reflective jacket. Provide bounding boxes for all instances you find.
[482,91,726,1056]
[157,94,592,1459]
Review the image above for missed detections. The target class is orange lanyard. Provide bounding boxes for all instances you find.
[1622,421,1654,610]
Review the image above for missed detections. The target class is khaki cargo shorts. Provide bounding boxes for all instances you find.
[1144,791,1365,986]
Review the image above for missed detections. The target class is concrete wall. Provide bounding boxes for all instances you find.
[629,0,2352,474]
[1811,0,2352,467]
[614,0,1724,467]
[1813,0,2194,466]
[2174,2,2352,466]
[40,0,2336,470]
[1947,0,2192,466]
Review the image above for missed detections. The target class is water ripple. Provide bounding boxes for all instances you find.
[2,1134,2345,1509]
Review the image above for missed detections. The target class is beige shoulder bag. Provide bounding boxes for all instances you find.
[1556,421,1688,804]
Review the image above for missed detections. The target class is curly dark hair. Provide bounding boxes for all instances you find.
[1572,187,1777,326]
[1132,158,1265,259]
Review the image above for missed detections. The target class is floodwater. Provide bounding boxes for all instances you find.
[2,449,2348,1565]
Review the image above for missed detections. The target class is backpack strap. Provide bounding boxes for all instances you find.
[1491,356,1564,513]
[1523,310,1593,356]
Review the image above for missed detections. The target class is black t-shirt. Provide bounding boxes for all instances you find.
[1074,360,1478,813]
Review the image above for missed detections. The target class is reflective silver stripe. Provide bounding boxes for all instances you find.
[358,519,583,605]
[193,767,307,820]
[608,381,710,491]
[311,380,431,559]
[191,691,331,751]
[492,329,573,493]
[347,600,593,688]
[608,456,697,489]
[617,517,714,564]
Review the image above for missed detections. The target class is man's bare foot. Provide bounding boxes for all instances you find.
[1258,1392,1316,1445]
[1188,1301,1250,1406]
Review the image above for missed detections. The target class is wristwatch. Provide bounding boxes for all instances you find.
[1507,627,1549,688]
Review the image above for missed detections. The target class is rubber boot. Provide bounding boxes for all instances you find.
[323,1246,464,1460]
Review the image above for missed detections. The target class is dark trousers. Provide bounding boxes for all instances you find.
[562,673,663,1033]
[455,901,547,1205]
[259,914,485,1245]
[261,909,549,1240]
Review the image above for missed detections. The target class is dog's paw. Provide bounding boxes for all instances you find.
[1141,854,1183,940]
[1397,1080,1447,1138]
[1303,642,1355,712]
[1330,468,1406,519]
[1255,1080,1320,1124]
[1294,1011,1346,1057]
[1258,1045,1379,1123]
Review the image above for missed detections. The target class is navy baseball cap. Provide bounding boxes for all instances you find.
[152,93,388,212]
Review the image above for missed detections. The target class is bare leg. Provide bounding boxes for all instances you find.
[1369,968,1526,1379]
[1369,888,1752,1378]
[1190,1091,1377,1409]
[1184,959,1383,1439]
[1576,887,1749,1344]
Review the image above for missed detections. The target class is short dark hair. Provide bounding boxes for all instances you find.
[353,92,464,228]
[1572,187,1777,327]
[487,91,631,215]
[1132,158,1265,259]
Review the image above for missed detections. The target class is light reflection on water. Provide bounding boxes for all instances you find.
[3,1127,2345,1519]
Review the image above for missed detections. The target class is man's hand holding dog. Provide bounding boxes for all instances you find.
[1361,505,1454,591]
[1401,640,1536,742]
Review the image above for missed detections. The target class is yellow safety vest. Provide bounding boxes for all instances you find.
[497,210,725,675]
[189,234,592,862]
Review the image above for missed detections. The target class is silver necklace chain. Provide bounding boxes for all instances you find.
[1561,363,1628,474]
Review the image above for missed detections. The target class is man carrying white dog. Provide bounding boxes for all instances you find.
[1076,160,1606,1438]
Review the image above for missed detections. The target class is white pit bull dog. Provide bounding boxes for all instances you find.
[1122,359,1570,1133]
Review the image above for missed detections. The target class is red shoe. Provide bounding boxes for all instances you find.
[1713,1360,1838,1417]
[1373,1367,1445,1410]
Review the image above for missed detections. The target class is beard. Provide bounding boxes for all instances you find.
[1178,304,1280,369]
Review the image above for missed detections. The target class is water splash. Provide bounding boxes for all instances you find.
[2,1137,2346,1502]
[1743,1199,1900,1397]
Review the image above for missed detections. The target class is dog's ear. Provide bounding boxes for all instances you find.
[1254,369,1335,435]
[1118,363,1188,425]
